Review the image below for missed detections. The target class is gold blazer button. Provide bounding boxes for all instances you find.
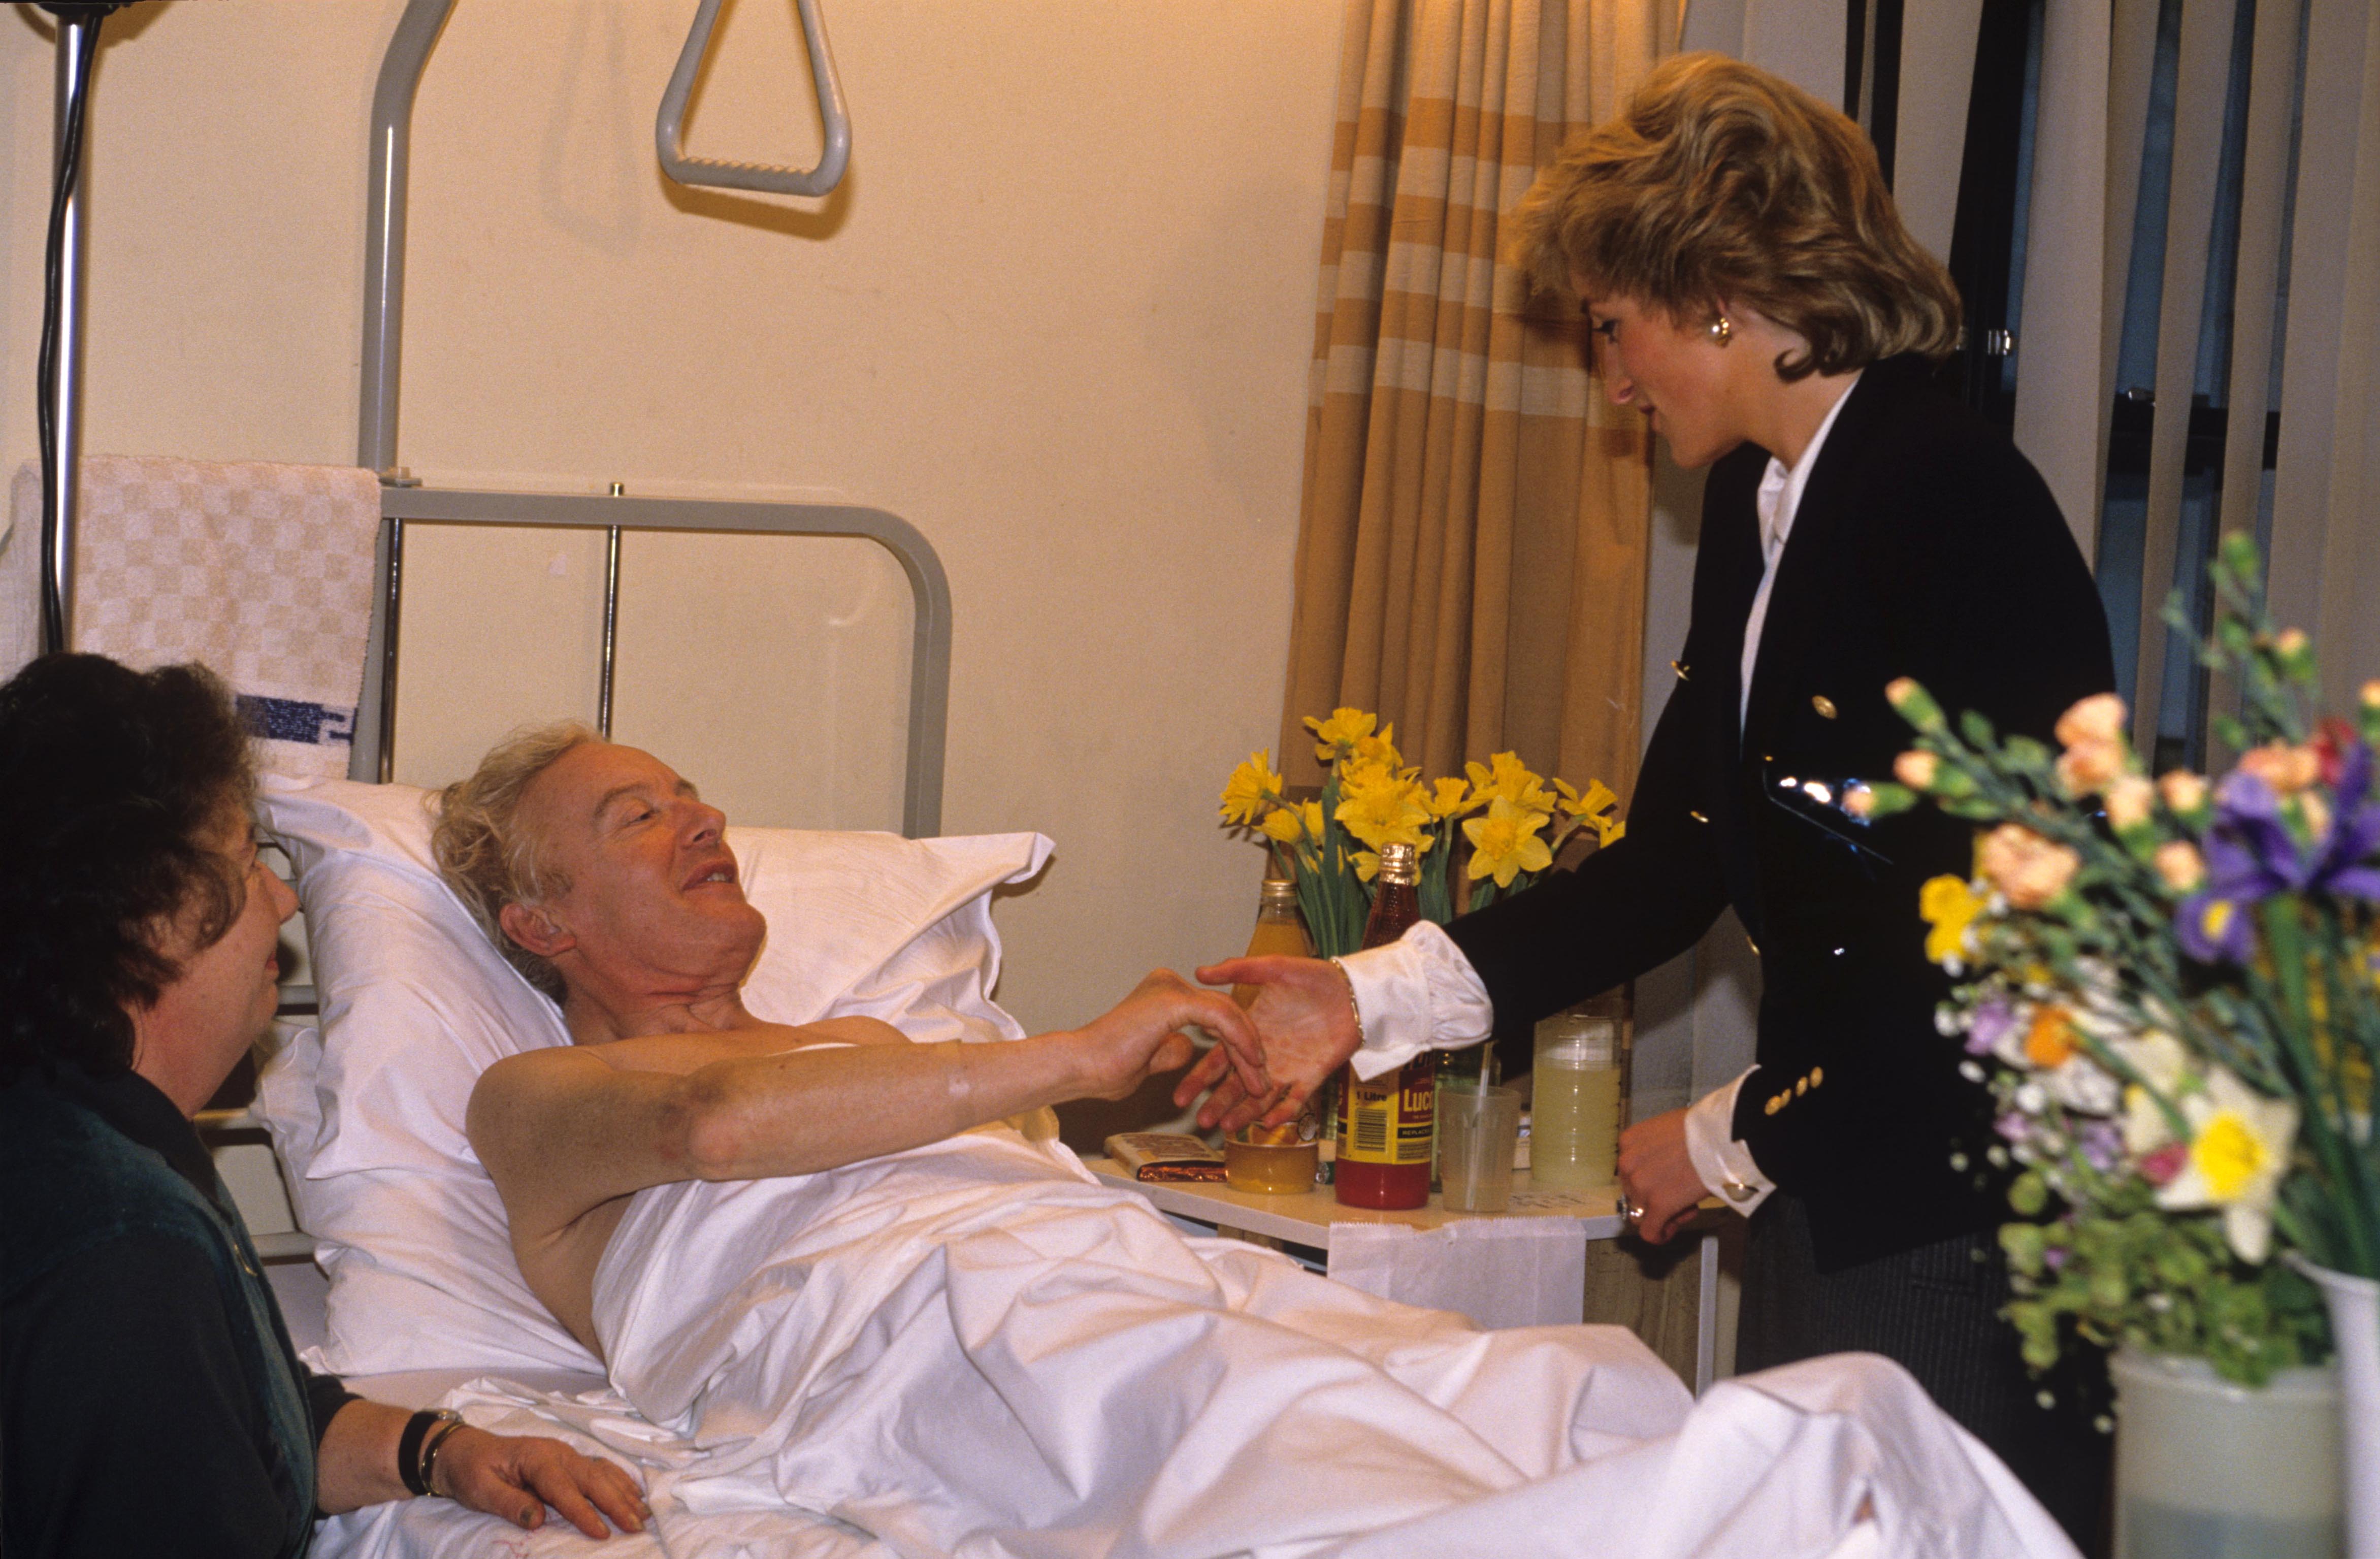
[1811,694,1838,719]
[1671,659,1691,681]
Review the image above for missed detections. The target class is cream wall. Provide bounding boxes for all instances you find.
[1,0,1342,1037]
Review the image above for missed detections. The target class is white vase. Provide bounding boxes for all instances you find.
[2295,1260,2380,1559]
[2110,1346,2343,1558]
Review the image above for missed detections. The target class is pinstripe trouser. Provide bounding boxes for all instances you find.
[1735,1193,2111,1553]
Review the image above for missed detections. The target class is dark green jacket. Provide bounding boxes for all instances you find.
[2,1064,352,1558]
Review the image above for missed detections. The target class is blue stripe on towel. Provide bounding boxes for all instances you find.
[236,695,355,748]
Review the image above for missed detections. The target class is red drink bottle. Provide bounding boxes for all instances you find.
[1334,843,1434,1209]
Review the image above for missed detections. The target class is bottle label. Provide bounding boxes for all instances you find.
[1338,1053,1437,1165]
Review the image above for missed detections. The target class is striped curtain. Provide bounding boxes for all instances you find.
[2012,0,2380,763]
[1278,0,1675,794]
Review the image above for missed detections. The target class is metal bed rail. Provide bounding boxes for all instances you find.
[357,486,950,839]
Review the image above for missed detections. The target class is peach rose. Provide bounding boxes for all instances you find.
[1894,750,1939,790]
[1977,823,2080,911]
[2275,627,2309,658]
[2154,840,2205,892]
[2362,679,2380,711]
[2054,693,2129,749]
[2056,738,2127,797]
[2105,773,2156,831]
[2159,769,2209,814]
[2238,742,2321,795]
[2298,789,2333,842]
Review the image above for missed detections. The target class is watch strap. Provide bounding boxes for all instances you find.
[396,1408,463,1497]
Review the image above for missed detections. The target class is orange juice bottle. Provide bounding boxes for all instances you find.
[1232,878,1314,1005]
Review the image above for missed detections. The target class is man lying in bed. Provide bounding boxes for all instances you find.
[437,725,1269,1355]
[438,724,2071,1559]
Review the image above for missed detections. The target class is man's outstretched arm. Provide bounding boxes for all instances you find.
[468,970,1267,1250]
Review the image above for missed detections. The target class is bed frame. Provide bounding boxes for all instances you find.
[182,0,944,1272]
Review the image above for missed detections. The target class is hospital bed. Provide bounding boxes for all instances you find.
[23,6,2072,1554]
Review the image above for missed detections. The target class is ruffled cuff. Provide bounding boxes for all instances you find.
[1335,920,1494,1081]
[1684,1069,1775,1213]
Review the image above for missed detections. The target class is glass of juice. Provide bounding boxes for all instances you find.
[1225,1118,1320,1193]
[1531,1012,1622,1189]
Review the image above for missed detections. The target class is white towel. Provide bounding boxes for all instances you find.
[3,457,380,776]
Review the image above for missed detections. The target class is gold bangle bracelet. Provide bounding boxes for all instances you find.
[1327,957,1366,1052]
[418,1415,468,1498]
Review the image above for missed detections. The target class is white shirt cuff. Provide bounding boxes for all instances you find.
[1335,920,1493,1081]
[1684,1069,1776,1214]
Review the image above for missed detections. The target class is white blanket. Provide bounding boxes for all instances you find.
[313,1128,2078,1559]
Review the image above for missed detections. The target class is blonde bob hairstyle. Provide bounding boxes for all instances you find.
[431,720,601,1003]
[1508,52,1960,380]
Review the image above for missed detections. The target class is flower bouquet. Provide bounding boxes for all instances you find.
[1218,708,1623,959]
[1857,534,2373,1386]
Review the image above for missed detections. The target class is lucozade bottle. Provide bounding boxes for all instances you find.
[1334,843,1433,1209]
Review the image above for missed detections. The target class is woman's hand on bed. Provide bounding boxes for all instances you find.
[1070,968,1270,1101]
[431,1425,652,1539]
[1178,956,1360,1133]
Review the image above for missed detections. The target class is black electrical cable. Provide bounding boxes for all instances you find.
[34,13,108,656]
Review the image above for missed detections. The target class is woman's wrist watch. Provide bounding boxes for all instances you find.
[397,1408,465,1497]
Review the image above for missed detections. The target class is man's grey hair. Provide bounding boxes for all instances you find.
[431,721,600,1003]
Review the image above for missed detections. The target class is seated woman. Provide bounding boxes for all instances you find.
[0,654,649,1557]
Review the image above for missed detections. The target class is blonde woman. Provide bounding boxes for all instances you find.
[1198,53,2115,1542]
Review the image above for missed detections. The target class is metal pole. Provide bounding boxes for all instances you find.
[376,518,405,782]
[42,14,100,653]
[358,0,455,475]
[597,524,622,738]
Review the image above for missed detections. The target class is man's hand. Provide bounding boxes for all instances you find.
[1616,1107,1705,1244]
[431,1425,651,1538]
[1072,969,1270,1102]
[1176,955,1361,1133]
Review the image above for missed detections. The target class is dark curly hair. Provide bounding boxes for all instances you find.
[0,654,258,1079]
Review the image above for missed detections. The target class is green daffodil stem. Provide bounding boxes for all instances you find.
[2259,895,2380,1275]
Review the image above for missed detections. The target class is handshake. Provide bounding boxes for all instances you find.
[1073,957,1363,1136]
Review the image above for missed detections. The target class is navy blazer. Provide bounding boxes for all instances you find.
[1448,355,2114,1271]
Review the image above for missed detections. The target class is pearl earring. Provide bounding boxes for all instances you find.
[1709,315,1733,345]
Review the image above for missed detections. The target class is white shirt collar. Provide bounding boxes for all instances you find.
[1753,372,1861,564]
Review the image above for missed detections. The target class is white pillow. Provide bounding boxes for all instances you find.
[252,773,1052,1377]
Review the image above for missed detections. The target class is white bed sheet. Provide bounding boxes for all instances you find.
[282,1128,2074,1559]
[297,1371,1923,1559]
[276,1155,2067,1559]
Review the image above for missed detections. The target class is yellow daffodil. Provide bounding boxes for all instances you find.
[1299,799,1326,841]
[1462,797,1553,888]
[1554,776,1618,818]
[1343,726,1404,779]
[1465,752,1555,814]
[1554,776,1626,847]
[1352,849,1381,882]
[1335,771,1431,852]
[1218,750,1284,826]
[1918,874,1986,966]
[2154,1067,2299,1262]
[1425,776,1478,819]
[1304,707,1378,762]
[1258,808,1302,845]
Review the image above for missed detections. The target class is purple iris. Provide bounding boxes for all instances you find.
[2176,741,2380,963]
[1967,1000,2018,1057]
[2077,1120,2124,1174]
